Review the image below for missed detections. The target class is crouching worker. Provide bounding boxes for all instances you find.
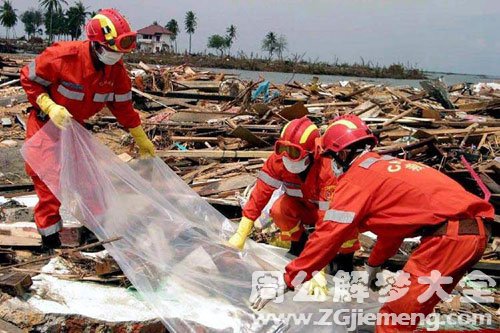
[228,116,359,296]
[251,115,494,333]
[20,9,155,251]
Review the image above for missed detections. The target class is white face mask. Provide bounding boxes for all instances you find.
[96,47,123,65]
[283,156,310,174]
[331,158,344,178]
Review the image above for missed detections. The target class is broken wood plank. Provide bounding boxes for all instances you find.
[381,108,416,127]
[157,150,272,159]
[278,102,309,120]
[173,80,220,92]
[0,318,23,333]
[230,126,270,147]
[169,110,230,123]
[181,162,218,182]
[0,237,122,272]
[0,271,32,296]
[196,174,256,196]
[384,127,500,140]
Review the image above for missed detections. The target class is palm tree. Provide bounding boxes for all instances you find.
[32,9,44,37]
[0,0,17,39]
[40,0,68,42]
[66,1,89,40]
[165,19,178,53]
[226,24,236,56]
[184,11,197,54]
[261,31,278,59]
[20,9,36,39]
[276,34,288,60]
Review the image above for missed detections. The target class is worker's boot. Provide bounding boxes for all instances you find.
[288,231,309,257]
[41,232,61,254]
[329,252,355,275]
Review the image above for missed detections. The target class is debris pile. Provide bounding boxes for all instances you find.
[0,54,498,331]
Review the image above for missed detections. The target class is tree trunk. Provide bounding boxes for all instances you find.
[49,10,53,43]
[189,33,192,54]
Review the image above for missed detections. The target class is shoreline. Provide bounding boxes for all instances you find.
[124,52,426,80]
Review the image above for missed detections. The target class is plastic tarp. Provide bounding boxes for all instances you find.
[21,120,380,332]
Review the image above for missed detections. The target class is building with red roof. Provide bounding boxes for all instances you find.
[137,24,173,53]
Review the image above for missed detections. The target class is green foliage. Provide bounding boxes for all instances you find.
[166,19,179,52]
[225,24,236,55]
[207,34,229,56]
[0,0,17,38]
[21,8,43,38]
[184,11,197,34]
[184,10,197,53]
[39,0,68,42]
[261,32,278,59]
[65,1,89,40]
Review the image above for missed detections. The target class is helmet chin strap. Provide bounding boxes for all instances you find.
[333,148,367,173]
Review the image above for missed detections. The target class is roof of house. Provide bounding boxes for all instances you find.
[137,24,173,36]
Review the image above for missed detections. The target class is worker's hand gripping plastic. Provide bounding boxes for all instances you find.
[306,269,329,299]
[129,125,155,158]
[228,216,254,250]
[36,93,73,130]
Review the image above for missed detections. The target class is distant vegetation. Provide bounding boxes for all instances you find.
[125,52,426,79]
[0,3,426,79]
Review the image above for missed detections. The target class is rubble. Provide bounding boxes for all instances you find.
[0,54,498,331]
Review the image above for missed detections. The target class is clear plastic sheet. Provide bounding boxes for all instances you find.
[22,120,381,332]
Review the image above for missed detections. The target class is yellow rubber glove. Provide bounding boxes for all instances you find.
[228,216,254,250]
[36,93,73,130]
[129,125,155,158]
[307,269,329,299]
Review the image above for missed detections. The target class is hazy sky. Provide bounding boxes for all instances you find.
[5,1,500,75]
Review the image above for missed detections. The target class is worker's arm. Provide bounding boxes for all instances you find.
[20,46,61,107]
[108,65,154,157]
[107,64,141,129]
[284,181,371,288]
[367,236,405,267]
[242,155,284,221]
[229,155,284,249]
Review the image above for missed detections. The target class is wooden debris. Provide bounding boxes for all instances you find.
[0,271,32,296]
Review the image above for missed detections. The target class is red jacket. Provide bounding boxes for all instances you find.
[243,154,336,221]
[20,40,140,129]
[284,152,494,287]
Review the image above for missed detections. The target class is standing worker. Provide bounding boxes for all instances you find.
[251,115,494,333]
[20,9,155,251]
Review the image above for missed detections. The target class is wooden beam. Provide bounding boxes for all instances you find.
[0,271,32,296]
[157,150,272,159]
[384,127,500,139]
[171,136,220,143]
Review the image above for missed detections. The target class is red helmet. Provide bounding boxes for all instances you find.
[85,9,137,53]
[321,115,377,153]
[274,116,319,161]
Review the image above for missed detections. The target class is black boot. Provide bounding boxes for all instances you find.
[41,232,61,254]
[329,252,355,275]
[287,231,309,257]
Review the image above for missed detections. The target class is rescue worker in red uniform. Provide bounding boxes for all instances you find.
[20,9,155,251]
[251,115,494,332]
[228,117,359,296]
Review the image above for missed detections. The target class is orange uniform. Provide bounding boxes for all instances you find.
[243,153,325,241]
[243,153,360,254]
[21,40,141,236]
[284,152,494,332]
